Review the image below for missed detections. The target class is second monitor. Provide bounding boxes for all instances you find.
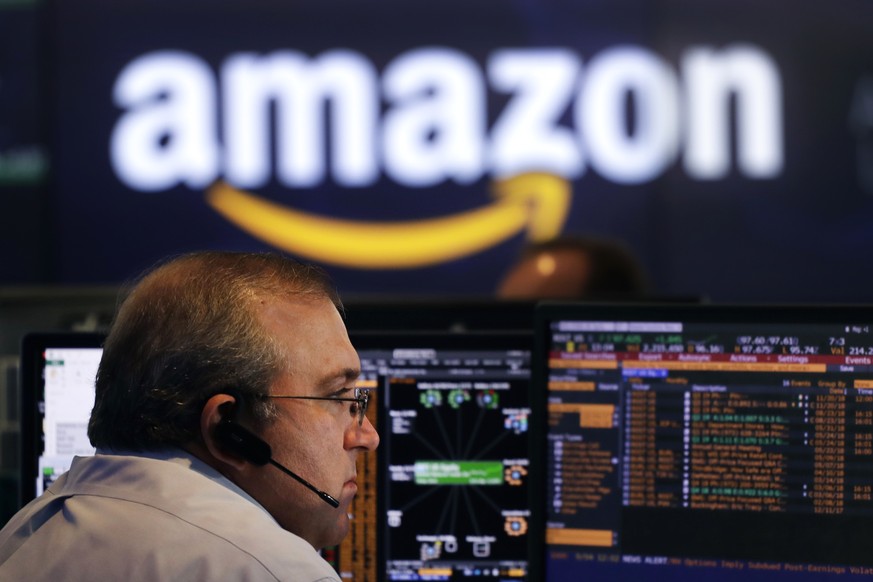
[533,303,873,582]
[356,331,534,581]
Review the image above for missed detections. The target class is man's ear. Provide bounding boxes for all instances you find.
[200,393,250,472]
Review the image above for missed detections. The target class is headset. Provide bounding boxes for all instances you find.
[215,412,341,508]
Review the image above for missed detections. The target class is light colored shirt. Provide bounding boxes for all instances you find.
[0,449,341,581]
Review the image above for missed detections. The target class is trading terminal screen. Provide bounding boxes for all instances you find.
[361,332,533,581]
[534,304,873,581]
[19,333,103,506]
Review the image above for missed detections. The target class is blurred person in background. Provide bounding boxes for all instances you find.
[497,235,649,300]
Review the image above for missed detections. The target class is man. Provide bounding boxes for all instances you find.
[0,251,379,580]
[496,235,649,300]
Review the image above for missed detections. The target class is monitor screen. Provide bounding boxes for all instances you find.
[532,303,873,581]
[19,333,104,506]
[357,331,534,581]
[35,0,873,304]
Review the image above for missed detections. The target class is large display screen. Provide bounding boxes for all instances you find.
[30,0,873,301]
[533,304,873,581]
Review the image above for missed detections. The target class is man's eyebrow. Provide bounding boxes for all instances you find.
[318,367,361,394]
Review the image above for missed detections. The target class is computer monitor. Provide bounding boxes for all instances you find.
[357,331,535,581]
[532,303,873,581]
[19,332,104,506]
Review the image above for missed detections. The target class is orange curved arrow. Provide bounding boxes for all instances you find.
[206,173,571,269]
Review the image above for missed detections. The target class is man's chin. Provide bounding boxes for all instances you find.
[314,515,350,552]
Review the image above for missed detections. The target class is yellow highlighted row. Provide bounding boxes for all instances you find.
[550,359,617,370]
[547,528,613,547]
[549,381,596,391]
[550,358,827,373]
[549,403,615,428]
[622,361,826,373]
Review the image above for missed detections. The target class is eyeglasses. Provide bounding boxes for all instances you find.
[267,388,370,426]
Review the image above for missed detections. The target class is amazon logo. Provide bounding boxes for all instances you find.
[206,174,569,268]
[109,44,784,268]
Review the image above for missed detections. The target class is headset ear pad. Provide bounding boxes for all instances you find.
[215,420,273,466]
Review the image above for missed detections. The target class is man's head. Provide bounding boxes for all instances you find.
[89,251,379,548]
[89,251,342,448]
[496,235,648,300]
